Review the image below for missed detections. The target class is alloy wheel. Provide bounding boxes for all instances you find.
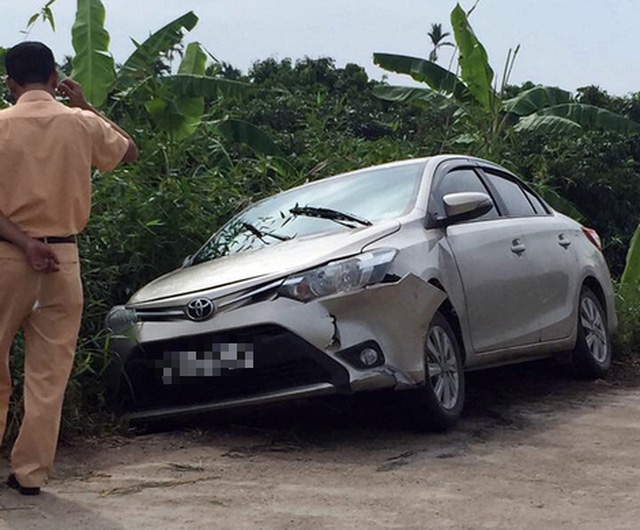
[580,296,608,364]
[426,325,460,410]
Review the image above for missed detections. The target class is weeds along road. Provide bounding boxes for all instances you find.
[1,360,640,530]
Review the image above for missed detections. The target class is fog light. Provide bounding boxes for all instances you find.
[359,347,380,367]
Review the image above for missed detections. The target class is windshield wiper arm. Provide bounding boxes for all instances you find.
[289,206,372,227]
[241,222,292,242]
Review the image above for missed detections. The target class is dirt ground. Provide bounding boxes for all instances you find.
[0,360,639,530]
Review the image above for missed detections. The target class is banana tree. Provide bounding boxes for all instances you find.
[374,4,640,156]
[66,0,280,158]
[373,3,640,217]
[137,42,280,155]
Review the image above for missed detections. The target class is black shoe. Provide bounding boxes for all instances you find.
[6,473,40,496]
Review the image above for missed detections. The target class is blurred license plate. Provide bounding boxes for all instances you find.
[159,342,255,384]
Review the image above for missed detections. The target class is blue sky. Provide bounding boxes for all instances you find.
[5,0,640,96]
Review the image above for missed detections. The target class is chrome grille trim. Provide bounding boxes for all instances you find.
[134,280,283,322]
[217,280,282,309]
[135,309,185,321]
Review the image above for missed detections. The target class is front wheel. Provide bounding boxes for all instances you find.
[572,287,611,379]
[404,311,465,431]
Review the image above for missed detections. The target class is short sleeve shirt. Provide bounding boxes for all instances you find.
[0,90,129,237]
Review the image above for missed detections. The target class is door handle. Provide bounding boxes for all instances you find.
[511,239,526,255]
[558,234,571,248]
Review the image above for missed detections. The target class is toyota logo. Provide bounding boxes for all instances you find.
[186,298,215,322]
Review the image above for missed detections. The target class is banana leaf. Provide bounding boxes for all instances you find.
[450,4,495,111]
[146,43,208,141]
[372,85,455,109]
[535,104,640,135]
[514,114,583,135]
[159,75,253,99]
[503,86,573,116]
[118,11,198,89]
[71,0,116,107]
[373,53,471,104]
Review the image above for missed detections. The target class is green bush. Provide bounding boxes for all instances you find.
[3,53,640,443]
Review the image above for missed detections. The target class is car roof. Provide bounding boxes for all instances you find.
[244,155,513,214]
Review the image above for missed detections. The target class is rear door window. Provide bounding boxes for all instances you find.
[523,188,549,215]
[483,171,536,217]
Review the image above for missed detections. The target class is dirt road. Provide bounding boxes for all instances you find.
[1,361,639,530]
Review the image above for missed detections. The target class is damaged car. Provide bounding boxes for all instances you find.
[106,155,617,430]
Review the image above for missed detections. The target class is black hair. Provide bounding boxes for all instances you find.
[5,42,56,86]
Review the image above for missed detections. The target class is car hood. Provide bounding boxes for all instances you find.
[128,220,401,304]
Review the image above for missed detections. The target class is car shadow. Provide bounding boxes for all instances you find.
[138,358,630,458]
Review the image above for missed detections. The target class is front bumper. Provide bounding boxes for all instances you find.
[106,274,446,422]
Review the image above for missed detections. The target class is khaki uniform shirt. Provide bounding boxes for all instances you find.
[0,90,129,238]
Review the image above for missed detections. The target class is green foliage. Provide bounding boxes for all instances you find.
[372,85,451,108]
[71,0,116,107]
[25,0,58,33]
[374,5,640,161]
[514,114,583,135]
[519,104,640,135]
[215,119,283,156]
[534,184,584,222]
[373,53,470,102]
[621,225,640,286]
[450,4,495,111]
[612,285,640,362]
[158,75,252,99]
[145,42,208,141]
[503,86,573,115]
[117,11,198,89]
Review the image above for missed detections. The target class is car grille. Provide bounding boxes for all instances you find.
[116,325,348,413]
[134,280,282,322]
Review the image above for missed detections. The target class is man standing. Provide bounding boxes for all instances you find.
[0,42,138,495]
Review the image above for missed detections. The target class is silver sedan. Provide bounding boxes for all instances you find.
[106,155,617,429]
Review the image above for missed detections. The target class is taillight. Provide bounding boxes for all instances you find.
[582,227,602,251]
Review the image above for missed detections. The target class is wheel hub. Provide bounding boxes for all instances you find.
[580,297,608,364]
[426,326,460,410]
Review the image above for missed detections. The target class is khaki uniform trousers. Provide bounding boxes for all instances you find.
[0,242,82,488]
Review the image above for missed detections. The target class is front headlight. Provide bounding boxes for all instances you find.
[279,249,398,302]
[106,305,138,334]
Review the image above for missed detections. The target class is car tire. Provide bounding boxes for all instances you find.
[405,311,465,431]
[572,286,611,379]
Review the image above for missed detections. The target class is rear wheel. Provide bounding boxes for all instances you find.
[572,286,611,379]
[405,311,465,431]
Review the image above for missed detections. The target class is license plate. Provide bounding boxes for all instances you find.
[159,342,254,384]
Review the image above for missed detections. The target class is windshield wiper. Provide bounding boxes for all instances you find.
[241,222,292,242]
[289,206,372,228]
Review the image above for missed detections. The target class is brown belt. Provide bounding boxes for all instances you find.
[0,235,77,244]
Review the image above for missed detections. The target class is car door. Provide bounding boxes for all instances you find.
[429,165,540,354]
[481,169,579,342]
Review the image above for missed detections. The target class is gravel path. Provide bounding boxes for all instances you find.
[0,361,639,529]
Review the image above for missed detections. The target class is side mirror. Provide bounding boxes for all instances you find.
[182,255,193,268]
[438,192,494,227]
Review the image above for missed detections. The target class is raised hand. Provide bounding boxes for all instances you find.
[57,78,90,110]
